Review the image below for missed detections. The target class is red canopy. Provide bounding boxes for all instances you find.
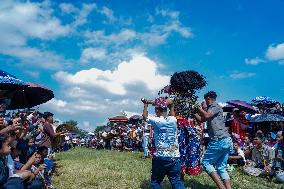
[108,115,128,122]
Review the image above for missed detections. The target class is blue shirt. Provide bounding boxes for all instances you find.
[147,116,180,158]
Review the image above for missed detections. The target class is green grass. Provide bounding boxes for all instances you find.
[53,148,284,189]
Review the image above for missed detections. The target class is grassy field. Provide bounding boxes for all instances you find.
[53,148,284,189]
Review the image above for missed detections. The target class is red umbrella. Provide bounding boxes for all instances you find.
[8,82,54,110]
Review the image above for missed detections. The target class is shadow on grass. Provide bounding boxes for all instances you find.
[140,179,216,189]
[184,179,216,189]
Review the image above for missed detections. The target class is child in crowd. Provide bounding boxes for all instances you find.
[228,142,246,167]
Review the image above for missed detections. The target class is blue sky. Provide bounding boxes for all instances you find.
[1,0,284,131]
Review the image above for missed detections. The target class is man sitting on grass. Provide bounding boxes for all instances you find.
[142,97,185,189]
[244,136,275,178]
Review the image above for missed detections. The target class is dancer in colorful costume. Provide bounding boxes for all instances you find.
[158,71,207,179]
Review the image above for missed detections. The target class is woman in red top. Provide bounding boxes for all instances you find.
[231,108,249,139]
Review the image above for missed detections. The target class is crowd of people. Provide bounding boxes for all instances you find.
[86,123,150,155]
[225,104,284,183]
[0,100,67,189]
[2,68,284,189]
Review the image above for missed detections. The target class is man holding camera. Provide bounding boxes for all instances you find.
[39,112,65,155]
[142,97,185,189]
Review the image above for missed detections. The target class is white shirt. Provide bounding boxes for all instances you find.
[147,116,180,158]
[237,148,246,161]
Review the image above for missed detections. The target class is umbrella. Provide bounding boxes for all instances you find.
[222,104,235,112]
[227,100,256,114]
[0,69,25,89]
[129,115,143,121]
[250,114,284,123]
[252,96,277,108]
[8,82,54,110]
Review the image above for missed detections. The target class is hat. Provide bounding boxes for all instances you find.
[110,129,117,135]
[43,112,53,119]
[153,97,167,109]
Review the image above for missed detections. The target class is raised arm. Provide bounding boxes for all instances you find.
[143,103,148,119]
[166,98,175,117]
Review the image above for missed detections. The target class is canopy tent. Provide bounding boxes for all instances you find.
[108,115,129,123]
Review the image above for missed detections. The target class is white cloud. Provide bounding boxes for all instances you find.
[156,8,180,19]
[84,29,137,46]
[59,2,97,29]
[80,48,107,63]
[43,98,74,114]
[100,6,116,22]
[2,46,69,70]
[245,57,265,65]
[59,3,79,14]
[139,32,169,46]
[73,3,97,28]
[159,20,192,38]
[266,43,284,62]
[48,54,170,125]
[24,70,40,79]
[0,1,69,40]
[230,71,256,79]
[152,9,192,39]
[0,0,71,69]
[54,54,169,95]
[83,8,192,48]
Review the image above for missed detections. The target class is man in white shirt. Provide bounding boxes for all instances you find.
[142,97,184,189]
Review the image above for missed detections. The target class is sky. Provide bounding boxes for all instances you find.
[1,0,284,131]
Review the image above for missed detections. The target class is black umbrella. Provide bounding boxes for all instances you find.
[250,114,284,123]
[8,82,54,110]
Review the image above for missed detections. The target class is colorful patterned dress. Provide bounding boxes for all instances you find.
[169,89,202,177]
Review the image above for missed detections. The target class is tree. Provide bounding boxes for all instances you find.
[95,125,106,132]
[63,120,87,136]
